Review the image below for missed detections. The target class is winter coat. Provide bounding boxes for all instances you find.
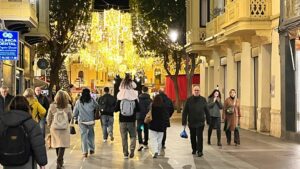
[97,93,117,116]
[117,81,138,100]
[27,98,46,123]
[36,94,50,112]
[223,97,241,131]
[115,99,139,123]
[182,95,210,128]
[47,103,72,148]
[207,97,223,117]
[136,93,152,120]
[73,99,98,123]
[149,105,169,132]
[0,110,47,168]
[159,93,174,127]
[0,94,14,113]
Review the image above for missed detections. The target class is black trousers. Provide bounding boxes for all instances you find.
[208,117,221,143]
[137,119,149,145]
[162,128,167,147]
[225,128,240,144]
[56,148,65,166]
[189,125,205,153]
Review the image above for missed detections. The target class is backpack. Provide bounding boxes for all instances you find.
[97,97,108,113]
[120,99,135,116]
[51,109,69,130]
[0,118,31,166]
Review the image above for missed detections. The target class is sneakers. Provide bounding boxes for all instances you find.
[90,150,95,155]
[143,145,149,149]
[137,145,143,151]
[129,151,134,158]
[83,153,88,158]
[124,155,129,159]
[152,153,158,158]
[103,139,107,143]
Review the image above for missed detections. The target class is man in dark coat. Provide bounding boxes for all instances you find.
[35,86,50,138]
[136,86,152,151]
[182,86,210,157]
[158,88,174,149]
[0,86,14,114]
[97,87,117,142]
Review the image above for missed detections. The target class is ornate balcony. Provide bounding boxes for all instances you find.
[185,28,208,53]
[205,0,272,45]
[0,0,38,28]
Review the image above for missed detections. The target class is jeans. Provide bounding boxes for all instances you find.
[79,123,95,154]
[149,130,164,154]
[137,119,149,145]
[119,122,136,156]
[101,115,114,140]
[208,117,221,143]
[189,125,205,153]
[39,118,46,138]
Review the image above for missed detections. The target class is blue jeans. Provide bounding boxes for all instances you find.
[39,118,46,138]
[79,123,95,154]
[101,115,114,140]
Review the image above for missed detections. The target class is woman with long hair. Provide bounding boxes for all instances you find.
[223,89,241,146]
[149,95,169,158]
[47,90,72,169]
[207,89,223,146]
[0,96,47,169]
[23,88,46,123]
[73,88,98,157]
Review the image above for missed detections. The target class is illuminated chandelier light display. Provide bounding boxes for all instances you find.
[75,9,156,77]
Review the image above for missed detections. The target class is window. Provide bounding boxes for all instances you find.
[17,42,24,69]
[295,39,300,131]
[200,0,210,27]
[285,0,300,19]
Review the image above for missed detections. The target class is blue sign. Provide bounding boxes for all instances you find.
[0,31,19,60]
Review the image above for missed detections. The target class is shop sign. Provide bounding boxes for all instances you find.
[0,31,19,60]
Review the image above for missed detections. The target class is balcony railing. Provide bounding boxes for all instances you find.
[0,0,38,27]
[186,28,206,45]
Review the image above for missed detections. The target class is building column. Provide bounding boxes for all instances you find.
[226,47,236,98]
[213,50,220,94]
[199,57,207,97]
[257,44,271,132]
[240,42,255,129]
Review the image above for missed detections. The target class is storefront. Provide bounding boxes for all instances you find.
[279,0,300,141]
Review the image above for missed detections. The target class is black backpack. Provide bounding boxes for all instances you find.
[0,117,31,166]
[98,96,108,113]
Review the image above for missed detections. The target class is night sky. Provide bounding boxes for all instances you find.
[93,0,130,11]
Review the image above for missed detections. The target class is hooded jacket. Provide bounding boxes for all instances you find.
[0,110,48,167]
[137,93,152,120]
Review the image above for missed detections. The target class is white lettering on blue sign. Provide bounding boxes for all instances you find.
[0,31,19,60]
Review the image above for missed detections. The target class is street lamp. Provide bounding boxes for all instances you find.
[169,30,178,42]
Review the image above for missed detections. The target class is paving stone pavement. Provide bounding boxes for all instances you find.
[2,114,300,169]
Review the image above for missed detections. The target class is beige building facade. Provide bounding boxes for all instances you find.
[0,0,50,95]
[186,0,281,137]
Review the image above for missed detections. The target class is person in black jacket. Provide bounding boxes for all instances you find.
[115,99,139,159]
[182,86,210,157]
[149,95,169,158]
[136,86,152,151]
[158,89,174,149]
[98,87,117,142]
[0,96,47,169]
[0,86,14,114]
[35,86,50,138]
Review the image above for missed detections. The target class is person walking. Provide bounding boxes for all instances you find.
[0,86,14,114]
[149,95,169,158]
[158,89,174,149]
[223,89,241,146]
[47,90,72,169]
[97,87,117,142]
[35,86,50,138]
[136,86,152,151]
[207,89,223,146]
[182,86,210,157]
[23,88,46,123]
[0,96,47,169]
[73,88,98,157]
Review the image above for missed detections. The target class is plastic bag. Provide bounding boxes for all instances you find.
[180,128,188,139]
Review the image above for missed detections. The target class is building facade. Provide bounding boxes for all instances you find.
[0,0,49,95]
[279,0,300,142]
[186,0,281,137]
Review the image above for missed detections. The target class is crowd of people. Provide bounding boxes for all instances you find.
[0,74,242,169]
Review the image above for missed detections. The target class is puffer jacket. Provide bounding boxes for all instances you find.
[27,98,46,122]
[136,93,152,120]
[0,110,48,168]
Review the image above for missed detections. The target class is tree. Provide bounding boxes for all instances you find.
[185,53,201,97]
[37,0,91,97]
[130,0,186,112]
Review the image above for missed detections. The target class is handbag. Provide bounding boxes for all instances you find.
[94,109,101,120]
[180,127,188,139]
[144,111,152,124]
[70,118,76,135]
[226,99,236,115]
